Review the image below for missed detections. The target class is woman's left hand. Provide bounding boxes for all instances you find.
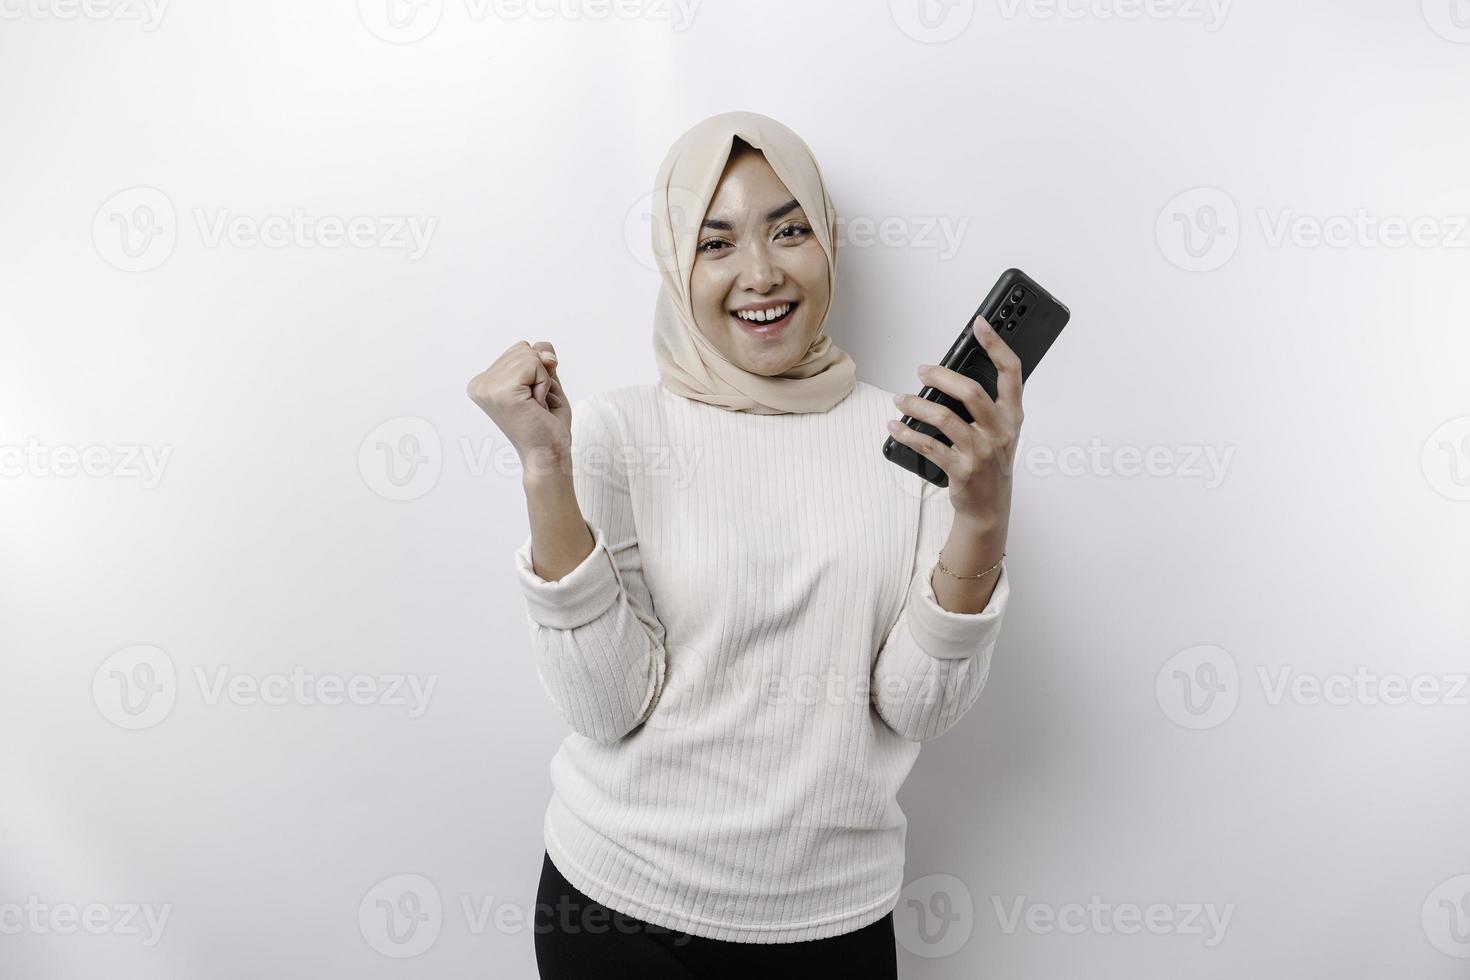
[887,314,1024,528]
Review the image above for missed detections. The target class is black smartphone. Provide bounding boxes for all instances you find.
[882,268,1071,488]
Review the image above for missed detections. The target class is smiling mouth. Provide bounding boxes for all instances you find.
[730,302,798,337]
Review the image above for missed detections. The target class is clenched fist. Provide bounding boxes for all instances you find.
[466,340,572,481]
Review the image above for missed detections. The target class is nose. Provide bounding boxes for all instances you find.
[735,239,781,294]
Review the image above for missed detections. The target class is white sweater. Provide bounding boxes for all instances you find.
[514,380,1011,944]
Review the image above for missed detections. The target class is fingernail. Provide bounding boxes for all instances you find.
[917,364,930,372]
[887,420,901,432]
[978,319,993,332]
[892,393,903,405]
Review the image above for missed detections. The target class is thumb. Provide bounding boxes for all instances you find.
[531,347,559,408]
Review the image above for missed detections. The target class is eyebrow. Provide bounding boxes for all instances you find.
[701,199,802,232]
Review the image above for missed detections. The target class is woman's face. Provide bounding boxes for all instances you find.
[688,148,831,376]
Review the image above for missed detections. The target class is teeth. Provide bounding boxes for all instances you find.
[735,303,791,323]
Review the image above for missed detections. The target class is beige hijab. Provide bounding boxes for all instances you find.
[650,111,857,415]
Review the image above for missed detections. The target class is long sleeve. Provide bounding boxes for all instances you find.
[527,381,1025,944]
[513,397,667,744]
[869,478,1011,742]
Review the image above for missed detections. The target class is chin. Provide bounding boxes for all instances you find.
[735,341,805,376]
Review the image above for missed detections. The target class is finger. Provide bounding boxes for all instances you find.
[888,417,959,475]
[530,345,565,411]
[538,354,560,392]
[513,340,559,378]
[530,341,559,376]
[894,392,973,449]
[919,358,997,429]
[972,316,1023,415]
[524,356,552,410]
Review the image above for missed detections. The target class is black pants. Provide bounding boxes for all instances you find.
[534,851,899,979]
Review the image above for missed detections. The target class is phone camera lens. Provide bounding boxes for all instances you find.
[1009,288,1024,303]
[1016,305,1027,316]
[1000,304,1013,318]
[1004,320,1016,331]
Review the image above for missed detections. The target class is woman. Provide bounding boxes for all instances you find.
[467,111,1021,979]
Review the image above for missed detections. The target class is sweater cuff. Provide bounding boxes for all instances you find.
[903,560,1010,660]
[514,523,623,630]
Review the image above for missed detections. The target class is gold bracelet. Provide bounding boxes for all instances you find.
[935,551,1004,580]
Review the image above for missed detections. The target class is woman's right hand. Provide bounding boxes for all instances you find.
[466,340,573,481]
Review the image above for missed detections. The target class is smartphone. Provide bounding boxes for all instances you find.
[882,268,1071,488]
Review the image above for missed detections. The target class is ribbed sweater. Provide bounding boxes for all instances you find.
[514,379,1011,944]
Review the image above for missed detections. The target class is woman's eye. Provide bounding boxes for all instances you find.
[696,225,807,255]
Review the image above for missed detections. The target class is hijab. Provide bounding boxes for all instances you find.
[649,111,857,415]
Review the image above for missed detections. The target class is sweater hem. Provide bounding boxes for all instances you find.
[543,820,902,945]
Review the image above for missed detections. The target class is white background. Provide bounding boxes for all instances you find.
[3,0,1469,976]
